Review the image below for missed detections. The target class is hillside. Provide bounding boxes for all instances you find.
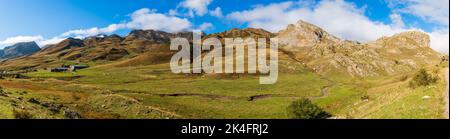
[277,20,442,77]
[0,42,41,60]
[0,20,447,119]
[0,30,196,71]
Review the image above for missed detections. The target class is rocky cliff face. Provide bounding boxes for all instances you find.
[207,28,275,39]
[0,42,41,59]
[277,20,442,77]
[124,29,196,44]
[373,31,431,49]
[278,20,341,49]
[0,21,443,76]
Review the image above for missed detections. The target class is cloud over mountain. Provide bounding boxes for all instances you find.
[180,0,213,16]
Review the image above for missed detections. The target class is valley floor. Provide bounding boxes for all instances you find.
[0,63,448,119]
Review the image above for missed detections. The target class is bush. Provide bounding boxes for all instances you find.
[409,69,438,89]
[287,98,332,119]
[0,86,7,97]
[361,95,370,101]
[12,109,33,119]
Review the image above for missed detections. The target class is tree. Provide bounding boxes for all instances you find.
[409,69,437,89]
[287,98,332,119]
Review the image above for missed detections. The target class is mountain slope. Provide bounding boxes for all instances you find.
[0,42,41,59]
[0,30,197,71]
[277,20,442,77]
[0,20,443,77]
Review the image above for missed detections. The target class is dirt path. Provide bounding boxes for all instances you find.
[246,77,336,102]
[159,93,237,100]
[444,68,449,119]
[311,77,336,100]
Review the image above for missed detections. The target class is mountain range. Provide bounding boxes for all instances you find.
[0,20,448,119]
[0,20,444,77]
[0,42,41,60]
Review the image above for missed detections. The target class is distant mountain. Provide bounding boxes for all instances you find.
[0,20,444,76]
[0,42,41,59]
[0,30,195,70]
[206,28,275,39]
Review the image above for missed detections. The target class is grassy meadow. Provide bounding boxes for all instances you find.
[1,60,448,119]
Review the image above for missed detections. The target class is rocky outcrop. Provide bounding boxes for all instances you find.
[0,42,41,59]
[207,28,275,39]
[40,38,84,55]
[373,31,431,49]
[124,29,197,44]
[277,20,441,77]
[278,20,341,49]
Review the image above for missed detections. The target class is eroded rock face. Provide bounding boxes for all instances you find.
[277,20,341,49]
[277,20,441,77]
[0,42,41,59]
[373,31,431,49]
[124,29,197,44]
[207,28,275,39]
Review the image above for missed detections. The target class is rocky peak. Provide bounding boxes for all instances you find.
[104,34,123,42]
[374,31,430,48]
[277,20,341,48]
[0,42,41,59]
[208,28,275,39]
[59,38,85,48]
[40,38,84,55]
[125,29,197,44]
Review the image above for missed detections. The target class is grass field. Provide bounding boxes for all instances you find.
[1,61,448,119]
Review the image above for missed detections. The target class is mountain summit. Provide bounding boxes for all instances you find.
[277,20,441,77]
[0,42,41,59]
[278,20,341,48]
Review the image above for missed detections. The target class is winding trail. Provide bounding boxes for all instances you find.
[311,77,336,100]
[279,49,337,100]
[246,77,335,102]
[444,68,449,119]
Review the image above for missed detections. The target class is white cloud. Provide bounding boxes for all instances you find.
[0,35,44,48]
[209,7,223,18]
[387,0,449,27]
[429,29,449,54]
[0,35,66,49]
[226,0,448,53]
[389,13,405,28]
[197,22,214,31]
[180,0,213,16]
[61,8,192,39]
[168,9,180,16]
[0,35,67,49]
[126,8,192,33]
[38,37,66,47]
[1,8,195,47]
[226,1,297,33]
[62,24,126,39]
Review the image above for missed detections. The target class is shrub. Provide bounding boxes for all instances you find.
[409,69,438,89]
[399,75,408,82]
[361,95,370,101]
[0,86,7,97]
[287,98,332,119]
[13,109,33,119]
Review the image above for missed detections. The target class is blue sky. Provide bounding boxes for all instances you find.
[0,0,448,53]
